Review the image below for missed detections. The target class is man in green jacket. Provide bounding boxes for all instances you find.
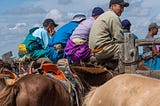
[18,18,58,61]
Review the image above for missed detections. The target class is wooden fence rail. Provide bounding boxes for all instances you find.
[119,33,160,76]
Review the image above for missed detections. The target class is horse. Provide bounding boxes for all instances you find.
[0,58,90,106]
[0,78,6,91]
[56,58,119,96]
[70,65,118,87]
[0,59,18,91]
[0,58,118,106]
[0,74,72,106]
[83,74,160,106]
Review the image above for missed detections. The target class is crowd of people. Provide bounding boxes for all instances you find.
[18,0,160,71]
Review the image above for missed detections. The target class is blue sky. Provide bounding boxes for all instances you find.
[0,0,160,56]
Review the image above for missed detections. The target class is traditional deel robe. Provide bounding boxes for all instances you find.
[65,17,94,62]
[19,27,47,59]
[143,34,160,70]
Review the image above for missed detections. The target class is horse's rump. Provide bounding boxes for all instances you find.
[0,74,71,106]
[83,74,160,106]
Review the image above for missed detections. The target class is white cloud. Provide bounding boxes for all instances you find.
[9,23,26,30]
[44,9,62,21]
[4,6,46,15]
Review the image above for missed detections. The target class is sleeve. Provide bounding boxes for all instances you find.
[40,30,49,49]
[108,16,124,41]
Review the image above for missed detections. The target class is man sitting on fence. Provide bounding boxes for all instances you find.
[89,0,129,72]
[143,22,160,70]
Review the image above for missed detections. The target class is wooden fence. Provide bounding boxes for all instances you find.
[119,33,160,78]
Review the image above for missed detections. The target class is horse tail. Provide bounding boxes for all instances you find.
[0,84,19,106]
[82,87,96,106]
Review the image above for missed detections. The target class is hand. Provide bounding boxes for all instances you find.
[156,53,160,57]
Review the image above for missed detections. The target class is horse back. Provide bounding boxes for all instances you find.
[0,74,71,106]
[84,74,160,106]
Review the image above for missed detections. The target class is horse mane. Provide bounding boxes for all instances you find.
[0,84,19,106]
[82,87,96,106]
[0,78,6,91]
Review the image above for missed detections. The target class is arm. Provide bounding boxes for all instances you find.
[41,30,49,49]
[152,45,160,56]
[109,16,124,41]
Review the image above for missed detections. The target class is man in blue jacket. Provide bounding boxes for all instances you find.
[48,14,86,48]
[47,14,86,63]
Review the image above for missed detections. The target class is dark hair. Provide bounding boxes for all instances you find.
[43,18,58,27]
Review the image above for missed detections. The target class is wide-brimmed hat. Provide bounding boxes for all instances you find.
[72,14,86,22]
[43,18,58,27]
[109,0,129,7]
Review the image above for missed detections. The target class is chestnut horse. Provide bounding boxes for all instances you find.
[0,58,118,106]
[0,74,71,106]
[0,78,6,91]
[83,74,160,106]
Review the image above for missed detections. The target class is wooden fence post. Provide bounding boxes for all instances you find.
[119,33,138,73]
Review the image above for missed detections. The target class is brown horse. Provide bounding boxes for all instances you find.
[0,58,118,106]
[83,74,160,106]
[0,59,17,91]
[0,74,71,106]
[0,78,6,91]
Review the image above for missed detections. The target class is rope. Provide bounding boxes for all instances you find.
[104,69,114,78]
[119,58,141,66]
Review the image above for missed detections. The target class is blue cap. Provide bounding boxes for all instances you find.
[121,19,131,29]
[92,7,104,16]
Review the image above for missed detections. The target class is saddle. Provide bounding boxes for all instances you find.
[29,60,66,81]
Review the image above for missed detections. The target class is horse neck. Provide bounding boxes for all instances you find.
[69,66,91,94]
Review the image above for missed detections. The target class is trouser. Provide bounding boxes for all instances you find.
[94,44,120,71]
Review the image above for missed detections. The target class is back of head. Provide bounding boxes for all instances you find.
[148,22,160,31]
[72,14,86,23]
[92,7,104,16]
[121,19,131,30]
[43,18,58,27]
[109,0,129,7]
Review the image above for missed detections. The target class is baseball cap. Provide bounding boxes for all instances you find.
[92,7,104,16]
[109,0,129,7]
[148,22,160,30]
[72,14,86,22]
[122,19,131,29]
[43,18,58,27]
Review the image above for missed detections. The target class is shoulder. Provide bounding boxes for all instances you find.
[145,34,152,38]
[34,27,46,33]
[62,22,78,28]
[96,10,119,23]
[32,27,48,38]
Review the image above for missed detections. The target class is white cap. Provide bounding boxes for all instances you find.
[72,14,86,22]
